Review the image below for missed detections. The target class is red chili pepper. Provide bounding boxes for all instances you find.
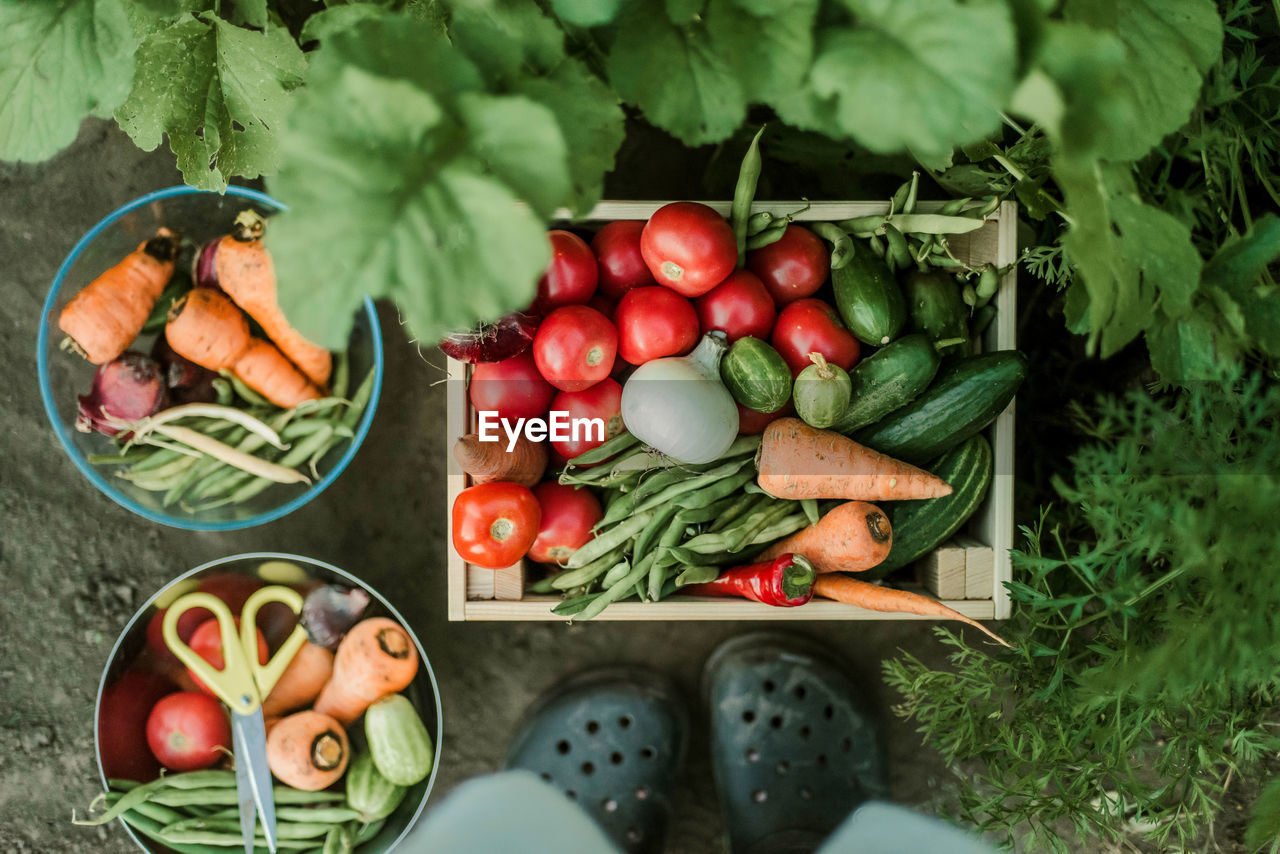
[683,553,816,606]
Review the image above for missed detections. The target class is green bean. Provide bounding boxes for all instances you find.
[220,370,273,408]
[633,458,749,515]
[962,282,977,307]
[675,565,720,587]
[330,349,350,400]
[745,210,774,236]
[810,222,854,271]
[964,194,1001,218]
[74,778,173,826]
[212,378,234,407]
[120,810,227,854]
[150,786,343,807]
[160,770,239,789]
[551,592,597,617]
[339,368,376,431]
[282,418,351,440]
[731,124,766,266]
[163,817,340,840]
[938,196,972,215]
[631,469,684,503]
[566,511,654,568]
[632,503,682,563]
[868,234,887,258]
[745,221,788,250]
[552,547,628,590]
[708,492,768,533]
[800,498,820,526]
[648,506,689,601]
[675,468,755,510]
[353,818,386,844]
[107,778,142,792]
[290,397,353,418]
[883,224,912,272]
[593,489,639,529]
[976,266,999,299]
[724,500,794,552]
[565,430,639,467]
[747,513,809,546]
[677,492,743,525]
[194,427,334,511]
[323,823,355,854]
[159,829,315,849]
[88,448,154,466]
[526,575,558,594]
[971,304,997,338]
[576,553,655,620]
[602,560,632,588]
[161,427,250,506]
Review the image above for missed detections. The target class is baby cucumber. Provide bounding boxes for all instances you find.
[793,354,852,429]
[831,334,940,434]
[365,694,435,787]
[720,336,791,414]
[902,268,969,352]
[832,238,907,346]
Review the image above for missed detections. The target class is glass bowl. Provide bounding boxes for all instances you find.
[37,186,382,530]
[95,552,442,853]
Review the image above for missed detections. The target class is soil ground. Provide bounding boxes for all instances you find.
[3,121,988,853]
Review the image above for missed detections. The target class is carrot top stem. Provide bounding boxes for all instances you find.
[232,209,266,243]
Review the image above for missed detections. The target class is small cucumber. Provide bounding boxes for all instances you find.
[832,238,907,346]
[365,694,435,787]
[345,751,407,823]
[720,336,791,414]
[902,268,968,352]
[864,434,993,579]
[855,350,1027,465]
[793,354,851,429]
[832,334,940,434]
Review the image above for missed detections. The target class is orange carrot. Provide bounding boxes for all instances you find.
[813,574,1010,647]
[263,715,282,736]
[265,710,349,790]
[453,433,547,486]
[214,210,332,388]
[59,228,180,364]
[262,641,334,718]
[313,618,419,727]
[756,418,953,501]
[759,501,892,573]
[165,289,321,408]
[233,340,323,409]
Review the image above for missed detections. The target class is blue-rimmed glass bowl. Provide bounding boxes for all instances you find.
[37,186,382,530]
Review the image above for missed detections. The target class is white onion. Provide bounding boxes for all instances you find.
[620,333,740,464]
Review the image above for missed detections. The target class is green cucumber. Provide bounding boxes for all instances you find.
[721,336,791,414]
[365,695,435,787]
[832,334,940,433]
[345,751,407,823]
[793,354,851,428]
[832,238,907,346]
[902,268,969,352]
[865,434,993,578]
[855,350,1027,465]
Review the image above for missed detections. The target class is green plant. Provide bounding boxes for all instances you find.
[885,371,1280,851]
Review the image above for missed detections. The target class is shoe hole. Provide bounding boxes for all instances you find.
[556,740,571,754]
[751,789,768,803]
[817,754,828,768]
[794,684,806,700]
[775,760,790,775]
[841,737,852,752]
[823,705,834,720]
[540,772,553,782]
[581,762,595,776]
[566,789,577,800]
[635,785,650,800]
[769,715,783,729]
[610,752,624,765]
[745,748,759,762]
[618,715,633,729]
[800,786,813,800]
[763,679,775,693]
[742,710,756,724]
[799,725,811,740]
[626,828,642,843]
[586,720,600,734]
[640,746,655,760]
[603,798,618,812]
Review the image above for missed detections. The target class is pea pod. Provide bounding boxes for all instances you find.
[731,125,766,267]
[567,511,654,568]
[648,505,691,600]
[551,546,629,590]
[675,468,756,510]
[810,222,854,271]
[576,553,655,620]
[632,502,682,564]
[632,457,749,515]
[745,210,775,236]
[746,221,788,250]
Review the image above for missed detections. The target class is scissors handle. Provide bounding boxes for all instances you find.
[242,585,308,699]
[163,592,259,715]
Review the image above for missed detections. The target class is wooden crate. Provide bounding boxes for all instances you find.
[447,201,1017,621]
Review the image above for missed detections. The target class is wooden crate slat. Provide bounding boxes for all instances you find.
[464,596,996,622]
[919,541,967,600]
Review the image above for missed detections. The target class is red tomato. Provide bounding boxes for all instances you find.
[146,691,232,772]
[187,617,269,696]
[532,305,618,392]
[98,669,175,782]
[452,481,542,569]
[640,202,737,297]
[470,351,556,422]
[592,220,655,299]
[747,225,830,305]
[146,573,263,663]
[549,378,623,461]
[736,399,794,435]
[532,230,598,314]
[528,482,605,564]
[695,269,777,343]
[614,287,699,365]
[771,299,861,377]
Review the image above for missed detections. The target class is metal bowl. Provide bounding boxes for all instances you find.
[95,553,441,853]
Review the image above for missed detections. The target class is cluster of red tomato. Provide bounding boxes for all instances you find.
[454,202,861,572]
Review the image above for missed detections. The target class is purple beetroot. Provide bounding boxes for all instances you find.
[437,311,538,363]
[76,352,168,436]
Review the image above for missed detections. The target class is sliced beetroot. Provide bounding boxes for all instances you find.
[301,584,371,650]
[438,311,537,363]
[76,352,168,436]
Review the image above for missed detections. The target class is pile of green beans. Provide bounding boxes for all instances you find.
[74,770,386,853]
[88,354,375,512]
[536,432,812,619]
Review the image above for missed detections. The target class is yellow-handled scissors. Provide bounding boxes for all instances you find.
[164,585,308,854]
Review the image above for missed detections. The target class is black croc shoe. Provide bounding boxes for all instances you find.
[703,633,890,854]
[504,668,689,854]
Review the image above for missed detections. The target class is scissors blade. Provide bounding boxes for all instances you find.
[235,712,278,853]
[233,720,257,854]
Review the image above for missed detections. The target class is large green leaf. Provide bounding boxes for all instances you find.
[607,6,745,146]
[0,0,136,162]
[1064,0,1222,162]
[785,0,1016,160]
[268,28,559,347]
[1203,215,1280,357]
[548,0,621,27]
[704,0,818,105]
[114,14,305,190]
